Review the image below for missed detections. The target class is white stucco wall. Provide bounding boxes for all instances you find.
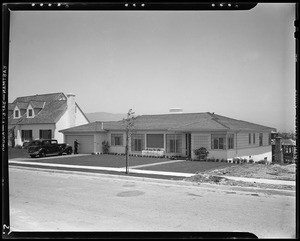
[75,104,90,126]
[55,104,89,143]
[55,112,69,143]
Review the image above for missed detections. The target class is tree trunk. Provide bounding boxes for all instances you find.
[125,130,129,174]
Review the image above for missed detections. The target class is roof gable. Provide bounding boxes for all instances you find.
[8,93,68,125]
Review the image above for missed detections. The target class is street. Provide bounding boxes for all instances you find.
[8,166,295,238]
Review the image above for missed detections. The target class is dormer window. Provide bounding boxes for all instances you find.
[14,106,21,119]
[27,105,34,118]
[28,109,33,117]
[15,110,19,118]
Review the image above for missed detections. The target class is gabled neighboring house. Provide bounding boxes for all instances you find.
[8,92,89,146]
[60,112,276,162]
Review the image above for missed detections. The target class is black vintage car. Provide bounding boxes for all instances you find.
[27,139,73,158]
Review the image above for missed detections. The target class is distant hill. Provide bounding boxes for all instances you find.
[85,112,127,122]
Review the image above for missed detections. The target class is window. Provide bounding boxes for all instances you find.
[211,134,226,150]
[146,134,164,149]
[40,129,52,139]
[15,110,19,118]
[249,133,251,145]
[166,134,182,153]
[28,109,33,117]
[227,134,234,149]
[259,133,263,146]
[21,130,32,142]
[253,133,256,144]
[111,133,123,146]
[131,134,144,151]
[268,133,271,145]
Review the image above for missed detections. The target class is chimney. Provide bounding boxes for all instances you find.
[274,136,283,164]
[66,93,76,127]
[169,108,183,114]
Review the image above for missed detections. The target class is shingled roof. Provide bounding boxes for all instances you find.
[60,112,276,133]
[8,93,68,125]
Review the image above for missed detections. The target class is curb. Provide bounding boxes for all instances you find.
[10,165,296,197]
[9,160,295,186]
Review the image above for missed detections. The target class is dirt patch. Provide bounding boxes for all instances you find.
[205,163,296,181]
[185,173,295,190]
[185,164,296,190]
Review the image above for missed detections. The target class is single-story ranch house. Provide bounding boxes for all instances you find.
[8,92,89,146]
[60,112,276,162]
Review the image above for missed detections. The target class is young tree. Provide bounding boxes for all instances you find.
[122,109,136,174]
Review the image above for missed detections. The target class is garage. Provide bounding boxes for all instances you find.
[65,135,94,154]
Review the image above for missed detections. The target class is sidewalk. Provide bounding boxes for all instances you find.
[9,159,296,186]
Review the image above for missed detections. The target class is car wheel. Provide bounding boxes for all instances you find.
[39,151,46,158]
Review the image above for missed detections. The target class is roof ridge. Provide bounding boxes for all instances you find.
[213,113,275,129]
[168,119,208,129]
[16,92,64,98]
[206,112,230,129]
[140,112,209,117]
[210,118,230,129]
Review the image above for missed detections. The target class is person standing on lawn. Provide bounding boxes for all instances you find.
[74,139,80,154]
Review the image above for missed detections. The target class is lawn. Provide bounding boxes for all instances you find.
[8,151,234,174]
[8,147,29,159]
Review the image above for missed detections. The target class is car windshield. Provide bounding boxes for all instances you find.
[30,141,40,146]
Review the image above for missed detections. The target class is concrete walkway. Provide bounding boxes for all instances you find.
[9,160,296,186]
[130,159,186,169]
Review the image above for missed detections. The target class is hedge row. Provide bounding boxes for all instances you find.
[92,153,271,164]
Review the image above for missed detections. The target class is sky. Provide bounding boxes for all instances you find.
[8,3,296,132]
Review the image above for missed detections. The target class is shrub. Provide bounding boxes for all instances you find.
[248,159,254,164]
[102,141,110,154]
[233,158,240,164]
[194,147,209,161]
[257,160,266,164]
[15,145,23,149]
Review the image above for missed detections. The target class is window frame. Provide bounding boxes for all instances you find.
[131,134,145,152]
[111,133,123,146]
[166,134,182,153]
[39,129,52,139]
[211,134,226,150]
[21,130,32,142]
[146,134,164,149]
[259,133,263,146]
[227,134,234,149]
